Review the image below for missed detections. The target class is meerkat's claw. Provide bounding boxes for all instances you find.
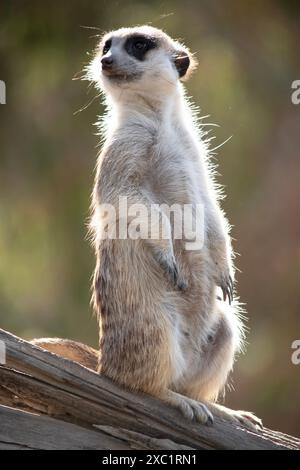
[220,274,234,304]
[177,279,188,291]
[221,284,231,304]
[159,257,178,285]
[159,256,188,291]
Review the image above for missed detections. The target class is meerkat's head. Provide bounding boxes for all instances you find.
[87,26,196,102]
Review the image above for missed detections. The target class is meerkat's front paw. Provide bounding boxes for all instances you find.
[158,253,188,291]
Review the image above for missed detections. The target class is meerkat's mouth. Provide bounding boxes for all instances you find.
[102,69,126,79]
[101,68,141,82]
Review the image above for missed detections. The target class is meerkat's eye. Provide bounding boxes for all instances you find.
[124,35,157,61]
[102,39,112,55]
[133,39,147,51]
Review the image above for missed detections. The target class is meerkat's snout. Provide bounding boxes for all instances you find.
[101,55,114,71]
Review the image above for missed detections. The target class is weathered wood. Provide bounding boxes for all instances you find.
[0,328,299,450]
[0,405,128,450]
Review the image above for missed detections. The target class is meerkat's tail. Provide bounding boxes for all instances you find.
[31,338,99,371]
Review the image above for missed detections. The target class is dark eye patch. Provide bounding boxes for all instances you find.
[124,34,157,61]
[102,39,112,55]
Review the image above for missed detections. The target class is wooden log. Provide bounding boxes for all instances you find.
[0,328,299,450]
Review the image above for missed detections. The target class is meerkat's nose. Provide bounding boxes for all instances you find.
[101,56,114,69]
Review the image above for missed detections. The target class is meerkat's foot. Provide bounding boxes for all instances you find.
[208,403,263,431]
[232,410,263,431]
[161,390,213,425]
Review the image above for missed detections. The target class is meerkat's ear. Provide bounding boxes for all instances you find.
[173,46,197,80]
[174,51,190,78]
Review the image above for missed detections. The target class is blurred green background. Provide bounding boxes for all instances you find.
[1,0,299,436]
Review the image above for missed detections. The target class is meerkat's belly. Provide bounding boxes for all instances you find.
[145,128,239,396]
[173,301,241,400]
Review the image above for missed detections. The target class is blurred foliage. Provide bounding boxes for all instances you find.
[0,0,299,436]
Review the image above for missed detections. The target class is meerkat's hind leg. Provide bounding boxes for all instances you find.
[160,390,214,426]
[206,402,263,432]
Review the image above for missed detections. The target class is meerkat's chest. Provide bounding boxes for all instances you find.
[147,123,204,205]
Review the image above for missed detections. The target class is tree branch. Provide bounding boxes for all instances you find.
[0,329,299,450]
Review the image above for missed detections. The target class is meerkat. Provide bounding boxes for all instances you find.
[32,26,262,430]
